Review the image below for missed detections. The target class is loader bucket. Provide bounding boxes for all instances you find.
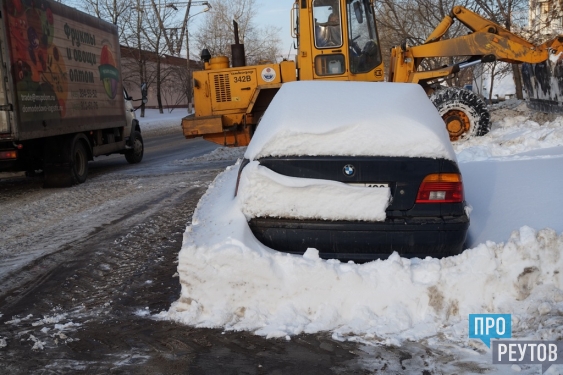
[522,54,563,112]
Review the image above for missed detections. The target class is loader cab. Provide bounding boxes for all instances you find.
[296,0,384,82]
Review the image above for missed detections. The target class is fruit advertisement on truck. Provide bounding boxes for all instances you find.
[2,0,125,139]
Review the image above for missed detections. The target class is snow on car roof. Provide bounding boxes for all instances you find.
[245,81,457,161]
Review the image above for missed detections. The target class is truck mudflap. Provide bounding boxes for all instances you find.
[182,115,251,147]
[522,56,563,113]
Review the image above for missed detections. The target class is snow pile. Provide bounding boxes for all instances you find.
[447,101,563,248]
[245,81,456,161]
[161,95,563,372]
[2,313,81,350]
[167,164,563,344]
[238,161,390,221]
[455,99,563,245]
[31,314,69,327]
[134,308,151,317]
[455,105,563,162]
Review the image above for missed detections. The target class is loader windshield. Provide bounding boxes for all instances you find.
[347,0,381,74]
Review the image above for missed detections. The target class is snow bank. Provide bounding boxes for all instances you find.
[245,81,456,161]
[137,108,186,135]
[166,165,563,345]
[454,111,563,162]
[238,161,390,221]
[162,98,563,373]
[453,102,563,246]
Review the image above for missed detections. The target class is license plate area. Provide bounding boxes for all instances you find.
[346,183,390,188]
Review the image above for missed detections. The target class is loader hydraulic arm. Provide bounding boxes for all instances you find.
[389,6,563,85]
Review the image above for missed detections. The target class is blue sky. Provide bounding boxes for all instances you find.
[255,0,297,59]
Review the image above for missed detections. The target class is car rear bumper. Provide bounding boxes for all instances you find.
[248,216,469,261]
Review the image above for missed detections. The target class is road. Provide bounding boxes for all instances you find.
[0,130,381,375]
[88,131,220,177]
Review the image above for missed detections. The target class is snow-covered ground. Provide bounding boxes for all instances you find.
[164,99,563,374]
[137,108,189,136]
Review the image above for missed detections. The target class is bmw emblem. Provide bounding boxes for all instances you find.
[343,164,355,177]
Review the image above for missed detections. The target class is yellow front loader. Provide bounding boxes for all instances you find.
[182,0,563,146]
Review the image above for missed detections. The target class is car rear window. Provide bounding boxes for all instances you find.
[244,81,456,162]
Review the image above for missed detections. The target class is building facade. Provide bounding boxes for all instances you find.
[119,46,201,109]
[529,0,563,37]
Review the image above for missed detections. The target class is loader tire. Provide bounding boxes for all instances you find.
[430,87,490,141]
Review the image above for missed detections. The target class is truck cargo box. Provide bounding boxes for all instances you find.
[0,0,126,141]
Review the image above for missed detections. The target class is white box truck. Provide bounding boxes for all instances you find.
[0,0,145,186]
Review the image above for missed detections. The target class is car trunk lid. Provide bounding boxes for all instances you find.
[256,156,462,212]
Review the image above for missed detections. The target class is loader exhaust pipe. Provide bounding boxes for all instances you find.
[231,20,246,67]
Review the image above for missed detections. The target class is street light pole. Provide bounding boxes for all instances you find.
[185,3,210,113]
[168,1,210,113]
[185,0,193,113]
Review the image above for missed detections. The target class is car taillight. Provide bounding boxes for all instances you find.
[416,173,463,203]
[0,150,17,160]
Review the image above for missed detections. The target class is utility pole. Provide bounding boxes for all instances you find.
[183,0,193,113]
[166,1,211,113]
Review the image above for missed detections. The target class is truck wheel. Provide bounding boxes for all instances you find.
[71,139,89,184]
[44,136,88,188]
[125,131,143,164]
[430,87,490,141]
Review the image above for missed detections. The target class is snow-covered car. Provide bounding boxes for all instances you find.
[235,81,469,260]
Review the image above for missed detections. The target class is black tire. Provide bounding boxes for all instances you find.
[125,131,144,164]
[70,139,88,184]
[43,136,89,187]
[430,87,491,141]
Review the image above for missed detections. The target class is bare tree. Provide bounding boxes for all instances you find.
[70,0,153,116]
[473,61,514,103]
[471,0,529,98]
[161,65,190,112]
[120,0,155,117]
[529,0,563,40]
[142,0,179,113]
[374,0,476,87]
[469,0,563,100]
[66,0,189,115]
[119,0,183,114]
[76,0,134,40]
[193,0,282,65]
